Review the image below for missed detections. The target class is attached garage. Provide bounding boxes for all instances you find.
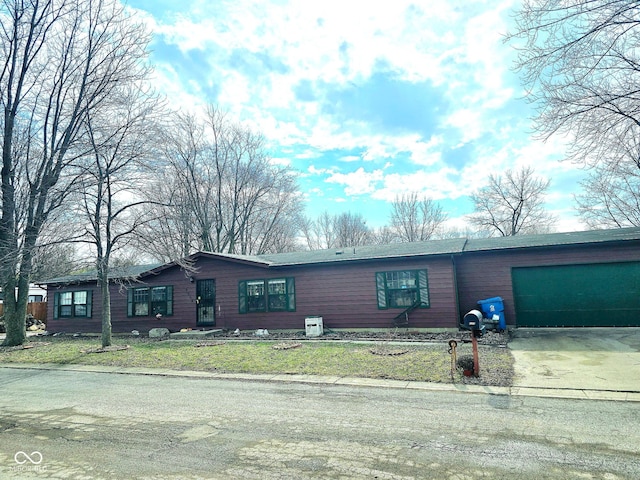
[512,262,640,327]
[456,228,640,328]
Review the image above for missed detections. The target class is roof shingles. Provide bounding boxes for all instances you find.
[39,227,640,284]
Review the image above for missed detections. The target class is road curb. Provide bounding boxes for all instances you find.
[1,362,638,402]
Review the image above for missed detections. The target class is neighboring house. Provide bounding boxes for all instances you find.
[0,284,48,322]
[41,227,640,333]
[0,284,48,303]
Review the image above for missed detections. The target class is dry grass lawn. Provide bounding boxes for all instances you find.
[0,336,514,386]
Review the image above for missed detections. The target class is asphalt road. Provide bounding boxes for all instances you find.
[0,367,638,479]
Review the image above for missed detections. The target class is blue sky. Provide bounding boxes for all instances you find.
[126,0,588,233]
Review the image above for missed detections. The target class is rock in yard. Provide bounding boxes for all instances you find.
[149,328,170,338]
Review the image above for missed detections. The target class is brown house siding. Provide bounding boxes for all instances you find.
[455,242,640,326]
[113,265,198,333]
[226,256,458,331]
[46,284,103,332]
[46,254,459,333]
[190,255,458,331]
[46,266,199,333]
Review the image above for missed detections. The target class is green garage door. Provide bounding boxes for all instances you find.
[512,262,640,327]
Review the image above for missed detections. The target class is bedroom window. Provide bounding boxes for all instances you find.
[53,290,92,319]
[127,286,173,317]
[375,270,429,309]
[239,278,295,313]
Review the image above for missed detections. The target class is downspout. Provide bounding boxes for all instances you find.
[451,238,468,329]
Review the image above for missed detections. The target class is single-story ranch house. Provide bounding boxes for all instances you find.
[41,227,640,333]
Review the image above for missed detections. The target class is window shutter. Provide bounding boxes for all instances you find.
[127,288,133,317]
[376,272,387,309]
[238,281,247,314]
[86,290,92,317]
[418,270,429,307]
[166,286,173,315]
[286,277,295,311]
[53,292,59,319]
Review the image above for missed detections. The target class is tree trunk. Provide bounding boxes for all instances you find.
[1,275,27,346]
[2,226,37,347]
[1,111,22,346]
[98,267,112,348]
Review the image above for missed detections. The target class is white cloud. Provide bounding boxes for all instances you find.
[373,168,460,202]
[307,187,325,197]
[307,165,334,176]
[320,165,461,203]
[130,0,589,232]
[145,1,522,144]
[325,167,384,196]
[295,149,321,159]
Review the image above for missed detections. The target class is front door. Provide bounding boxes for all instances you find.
[196,279,216,326]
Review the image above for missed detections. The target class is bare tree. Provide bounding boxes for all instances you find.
[303,211,372,249]
[389,193,447,242]
[239,180,305,254]
[133,173,196,263]
[139,106,303,260]
[334,212,372,247]
[0,0,152,346]
[372,225,396,245]
[468,166,556,237]
[133,113,203,262]
[573,127,640,228]
[576,163,640,229]
[508,1,640,164]
[29,227,80,282]
[75,86,161,348]
[202,106,303,255]
[507,1,640,226]
[301,211,336,250]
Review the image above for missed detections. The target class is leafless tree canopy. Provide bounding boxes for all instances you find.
[468,166,556,237]
[302,211,372,250]
[508,1,640,227]
[509,1,640,160]
[73,85,162,347]
[333,212,372,247]
[576,162,640,228]
[137,106,304,262]
[389,193,447,242]
[0,0,152,345]
[302,196,449,250]
[29,241,79,282]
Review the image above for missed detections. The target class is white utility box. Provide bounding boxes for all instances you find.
[305,316,323,337]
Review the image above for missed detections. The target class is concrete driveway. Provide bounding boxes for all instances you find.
[509,328,640,393]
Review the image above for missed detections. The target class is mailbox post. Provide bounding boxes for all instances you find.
[462,310,485,377]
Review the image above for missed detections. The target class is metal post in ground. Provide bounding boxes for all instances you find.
[471,332,480,377]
